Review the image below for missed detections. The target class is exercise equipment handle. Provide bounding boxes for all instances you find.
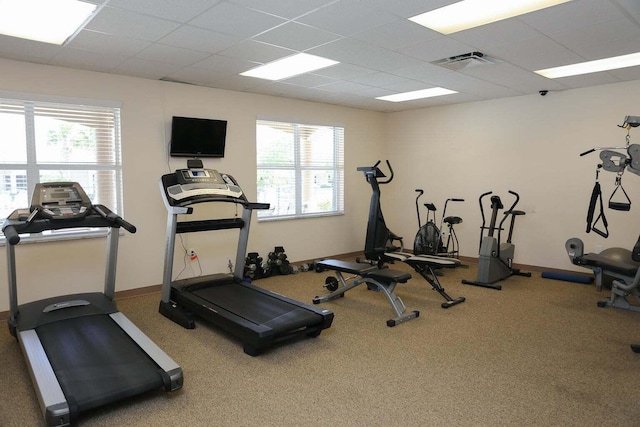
[478,191,492,225]
[415,189,424,228]
[93,205,137,234]
[3,226,20,245]
[379,160,394,184]
[114,217,137,234]
[580,148,596,156]
[450,198,464,202]
[507,190,520,208]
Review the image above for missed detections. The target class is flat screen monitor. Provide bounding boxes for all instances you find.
[169,116,227,158]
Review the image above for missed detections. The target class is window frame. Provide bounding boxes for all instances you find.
[0,91,123,244]
[256,118,345,221]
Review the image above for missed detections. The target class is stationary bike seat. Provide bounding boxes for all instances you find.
[511,210,525,216]
[443,216,462,225]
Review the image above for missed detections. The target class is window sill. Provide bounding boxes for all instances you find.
[257,211,344,222]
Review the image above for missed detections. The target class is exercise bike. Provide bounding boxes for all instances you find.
[462,190,531,290]
[413,189,464,258]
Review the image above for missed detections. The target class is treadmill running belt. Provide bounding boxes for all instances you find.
[192,284,321,333]
[37,314,164,412]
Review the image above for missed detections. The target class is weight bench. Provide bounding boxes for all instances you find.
[381,251,466,308]
[312,259,418,327]
[566,237,640,353]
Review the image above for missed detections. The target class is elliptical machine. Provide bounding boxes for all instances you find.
[462,190,531,290]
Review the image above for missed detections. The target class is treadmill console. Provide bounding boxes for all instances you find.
[30,182,92,220]
[167,168,244,202]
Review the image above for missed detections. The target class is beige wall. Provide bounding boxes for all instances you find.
[0,58,385,310]
[1,57,640,311]
[382,80,640,271]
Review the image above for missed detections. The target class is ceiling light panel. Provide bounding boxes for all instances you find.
[240,53,339,81]
[0,0,97,45]
[535,52,640,78]
[409,0,572,34]
[376,87,458,102]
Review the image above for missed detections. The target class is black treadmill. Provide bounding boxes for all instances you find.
[158,163,333,356]
[3,182,183,426]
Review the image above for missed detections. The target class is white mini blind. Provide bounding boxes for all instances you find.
[256,120,344,220]
[0,96,123,240]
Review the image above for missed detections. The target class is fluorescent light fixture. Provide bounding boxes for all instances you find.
[535,52,640,79]
[240,53,339,81]
[376,87,458,103]
[409,0,572,34]
[0,0,97,45]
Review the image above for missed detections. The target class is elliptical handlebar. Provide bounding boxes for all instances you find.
[358,160,394,184]
[477,191,493,226]
[499,190,521,229]
[415,189,424,228]
[504,190,520,214]
[379,160,394,184]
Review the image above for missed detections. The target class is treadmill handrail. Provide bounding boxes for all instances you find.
[2,204,133,245]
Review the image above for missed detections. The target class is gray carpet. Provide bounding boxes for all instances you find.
[1,259,639,426]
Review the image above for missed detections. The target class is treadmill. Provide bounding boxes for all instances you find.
[158,161,334,356]
[3,182,183,426]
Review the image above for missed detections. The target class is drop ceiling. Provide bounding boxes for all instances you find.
[0,0,639,112]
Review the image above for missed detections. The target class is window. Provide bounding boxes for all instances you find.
[256,119,344,220]
[0,94,122,241]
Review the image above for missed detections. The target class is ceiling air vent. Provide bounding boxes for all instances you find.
[432,51,502,71]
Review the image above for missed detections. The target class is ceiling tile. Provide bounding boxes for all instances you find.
[280,73,338,88]
[218,40,295,64]
[253,22,342,52]
[308,38,424,71]
[136,44,211,66]
[192,54,260,74]
[487,37,585,71]
[158,26,240,54]
[106,0,219,23]
[311,63,377,80]
[84,6,180,41]
[449,18,541,50]
[551,19,640,60]
[48,49,126,72]
[519,0,627,35]
[188,1,287,38]
[461,63,566,94]
[71,31,151,57]
[227,0,338,19]
[351,19,440,51]
[113,57,185,79]
[296,0,398,37]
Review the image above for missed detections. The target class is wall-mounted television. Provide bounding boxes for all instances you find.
[169,116,227,158]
